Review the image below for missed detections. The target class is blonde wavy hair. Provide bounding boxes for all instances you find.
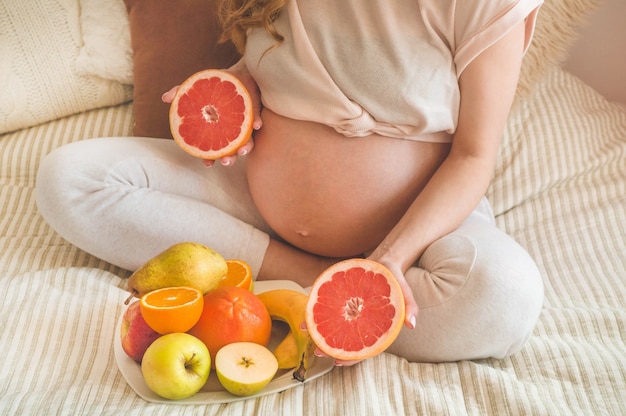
[218,0,287,54]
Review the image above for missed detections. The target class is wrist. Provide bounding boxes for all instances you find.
[368,243,415,275]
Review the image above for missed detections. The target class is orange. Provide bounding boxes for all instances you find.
[169,69,253,160]
[188,286,272,365]
[219,259,253,291]
[305,259,405,361]
[139,286,204,335]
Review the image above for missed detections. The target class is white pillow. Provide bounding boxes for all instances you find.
[0,0,133,134]
[76,0,133,84]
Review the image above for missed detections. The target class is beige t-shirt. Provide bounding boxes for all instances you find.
[245,0,543,142]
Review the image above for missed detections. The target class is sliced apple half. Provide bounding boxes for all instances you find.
[215,342,279,396]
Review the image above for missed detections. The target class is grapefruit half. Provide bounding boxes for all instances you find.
[305,259,405,361]
[169,69,253,160]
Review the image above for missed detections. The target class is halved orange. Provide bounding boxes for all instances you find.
[305,259,405,361]
[139,286,204,335]
[219,259,253,291]
[169,69,253,160]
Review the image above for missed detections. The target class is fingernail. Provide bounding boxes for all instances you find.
[314,351,324,357]
[238,148,248,156]
[409,315,416,329]
[334,362,344,367]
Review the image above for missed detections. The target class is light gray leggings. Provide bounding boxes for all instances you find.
[35,136,543,362]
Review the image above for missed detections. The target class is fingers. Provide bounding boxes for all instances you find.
[218,155,238,166]
[161,86,179,103]
[313,347,362,367]
[334,359,363,367]
[251,99,263,131]
[237,138,255,156]
[404,300,419,330]
[252,117,263,131]
[395,276,419,330]
[202,137,256,168]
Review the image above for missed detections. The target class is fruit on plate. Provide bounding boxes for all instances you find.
[188,286,272,366]
[272,331,300,370]
[139,286,204,334]
[218,259,253,291]
[141,333,211,400]
[125,242,228,304]
[257,289,315,381]
[169,69,253,160]
[305,258,405,361]
[120,300,162,362]
[215,342,278,397]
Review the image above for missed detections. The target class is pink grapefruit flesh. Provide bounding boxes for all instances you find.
[305,258,406,361]
[169,69,253,160]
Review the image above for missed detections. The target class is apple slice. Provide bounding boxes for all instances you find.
[141,333,211,400]
[215,342,279,396]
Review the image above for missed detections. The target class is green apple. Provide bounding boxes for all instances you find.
[215,342,278,397]
[141,333,210,400]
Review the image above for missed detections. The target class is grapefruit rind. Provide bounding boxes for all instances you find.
[305,259,405,361]
[169,69,254,160]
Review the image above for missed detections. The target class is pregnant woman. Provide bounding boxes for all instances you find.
[35,0,544,365]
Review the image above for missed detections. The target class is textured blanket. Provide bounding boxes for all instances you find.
[1,67,625,415]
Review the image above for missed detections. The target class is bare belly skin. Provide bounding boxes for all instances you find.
[246,109,450,257]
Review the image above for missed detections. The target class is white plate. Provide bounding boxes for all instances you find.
[114,280,335,404]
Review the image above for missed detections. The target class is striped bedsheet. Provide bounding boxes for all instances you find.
[1,67,625,415]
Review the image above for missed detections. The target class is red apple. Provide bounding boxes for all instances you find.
[120,300,161,362]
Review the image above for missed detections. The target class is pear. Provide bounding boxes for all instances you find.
[124,242,228,304]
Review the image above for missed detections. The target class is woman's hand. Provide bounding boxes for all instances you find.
[369,257,419,332]
[161,58,263,167]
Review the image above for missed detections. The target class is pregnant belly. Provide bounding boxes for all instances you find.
[246,110,449,257]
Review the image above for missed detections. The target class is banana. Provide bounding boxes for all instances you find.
[257,289,316,382]
[273,331,300,369]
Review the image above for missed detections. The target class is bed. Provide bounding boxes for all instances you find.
[1,0,625,414]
